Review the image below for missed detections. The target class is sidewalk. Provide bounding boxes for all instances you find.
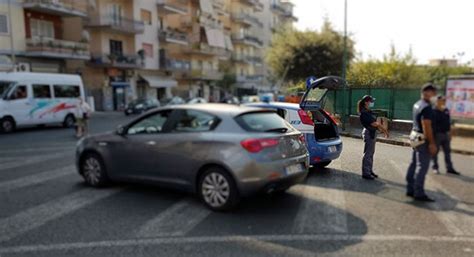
[339,127,474,155]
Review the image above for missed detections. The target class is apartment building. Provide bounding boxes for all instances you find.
[0,0,90,73]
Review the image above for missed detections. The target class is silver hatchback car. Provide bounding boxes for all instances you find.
[76,104,309,211]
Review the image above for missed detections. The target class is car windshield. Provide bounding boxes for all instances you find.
[235,112,294,133]
[304,88,327,103]
[0,81,16,99]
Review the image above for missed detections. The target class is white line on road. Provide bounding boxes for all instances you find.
[135,199,211,237]
[0,152,71,171]
[390,160,474,236]
[0,145,73,155]
[1,234,474,254]
[0,165,75,193]
[0,187,122,243]
[291,159,348,234]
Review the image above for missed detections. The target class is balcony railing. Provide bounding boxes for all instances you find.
[86,15,145,34]
[160,58,191,71]
[22,0,88,17]
[186,43,229,57]
[191,69,223,81]
[231,12,263,27]
[89,53,144,69]
[212,0,229,15]
[25,38,90,60]
[232,53,251,63]
[236,75,264,83]
[270,3,286,15]
[157,0,188,15]
[231,34,263,48]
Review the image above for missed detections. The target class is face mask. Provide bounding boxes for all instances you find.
[439,105,446,110]
[369,102,375,108]
[430,96,437,104]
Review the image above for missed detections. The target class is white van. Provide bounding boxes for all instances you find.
[0,72,85,133]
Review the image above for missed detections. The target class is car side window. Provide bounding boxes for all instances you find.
[9,85,28,100]
[171,110,218,132]
[33,84,52,99]
[276,108,287,119]
[127,110,171,135]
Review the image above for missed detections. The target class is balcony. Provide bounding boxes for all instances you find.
[160,58,191,71]
[89,53,144,69]
[248,55,263,65]
[231,12,263,27]
[236,75,264,83]
[85,15,145,35]
[158,29,189,45]
[190,69,223,81]
[22,0,88,17]
[231,53,251,64]
[231,34,263,48]
[157,0,188,15]
[25,38,90,60]
[185,43,229,57]
[212,0,229,16]
[270,3,286,15]
[237,0,263,10]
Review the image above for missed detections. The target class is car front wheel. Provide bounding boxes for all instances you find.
[198,167,239,211]
[80,153,109,187]
[0,117,15,133]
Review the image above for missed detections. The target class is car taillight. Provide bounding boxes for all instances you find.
[241,138,279,153]
[297,109,314,126]
[322,109,338,125]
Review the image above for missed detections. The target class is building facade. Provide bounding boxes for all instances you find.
[0,0,296,110]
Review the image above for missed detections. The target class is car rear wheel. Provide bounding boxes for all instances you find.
[0,117,15,133]
[198,167,239,211]
[63,114,76,128]
[80,153,109,187]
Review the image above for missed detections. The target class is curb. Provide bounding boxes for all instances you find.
[339,132,474,156]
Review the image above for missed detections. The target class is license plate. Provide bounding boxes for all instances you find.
[328,146,337,153]
[286,163,303,175]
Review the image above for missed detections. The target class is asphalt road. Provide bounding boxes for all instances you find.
[0,112,473,257]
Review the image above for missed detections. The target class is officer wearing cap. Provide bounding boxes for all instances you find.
[406,84,438,202]
[358,95,389,180]
[432,95,460,175]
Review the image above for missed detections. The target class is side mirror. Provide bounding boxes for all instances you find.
[116,125,127,136]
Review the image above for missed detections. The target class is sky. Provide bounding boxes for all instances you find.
[293,0,474,65]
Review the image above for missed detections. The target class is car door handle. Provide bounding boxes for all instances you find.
[146,141,156,146]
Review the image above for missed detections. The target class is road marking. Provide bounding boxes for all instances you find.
[291,159,348,234]
[1,234,474,254]
[0,187,122,243]
[135,199,211,237]
[0,152,71,171]
[235,238,317,257]
[389,160,474,236]
[0,165,75,193]
[0,146,74,155]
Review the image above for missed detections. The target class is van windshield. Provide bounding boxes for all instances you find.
[0,81,15,99]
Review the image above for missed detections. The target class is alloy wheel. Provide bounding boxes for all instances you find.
[83,157,101,186]
[201,172,230,208]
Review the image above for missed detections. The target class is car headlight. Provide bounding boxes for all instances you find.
[135,104,144,109]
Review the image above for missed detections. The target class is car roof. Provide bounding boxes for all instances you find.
[245,102,301,111]
[168,103,266,116]
[0,72,82,83]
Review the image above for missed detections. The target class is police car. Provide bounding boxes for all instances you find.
[246,76,344,168]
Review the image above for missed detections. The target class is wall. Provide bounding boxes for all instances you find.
[0,1,26,54]
[133,0,159,70]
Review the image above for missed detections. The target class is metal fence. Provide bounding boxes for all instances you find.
[324,88,421,120]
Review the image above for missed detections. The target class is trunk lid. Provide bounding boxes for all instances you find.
[300,76,346,111]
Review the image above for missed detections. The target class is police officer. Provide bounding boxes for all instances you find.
[358,95,389,180]
[406,84,438,202]
[432,95,460,175]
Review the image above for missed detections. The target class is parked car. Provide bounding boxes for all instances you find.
[162,96,185,106]
[241,95,260,103]
[0,72,86,133]
[187,97,208,104]
[124,98,160,115]
[76,104,309,211]
[220,96,240,105]
[246,76,345,168]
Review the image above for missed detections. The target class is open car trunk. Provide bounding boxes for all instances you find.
[311,109,338,142]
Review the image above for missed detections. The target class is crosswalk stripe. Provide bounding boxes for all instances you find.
[291,159,348,234]
[0,187,122,243]
[0,146,73,155]
[389,160,474,236]
[0,165,75,193]
[0,152,71,171]
[135,199,211,237]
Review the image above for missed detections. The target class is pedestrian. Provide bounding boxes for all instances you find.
[358,95,389,180]
[406,84,438,202]
[75,97,92,138]
[432,95,460,175]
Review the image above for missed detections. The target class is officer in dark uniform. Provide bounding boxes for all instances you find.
[432,95,460,175]
[358,95,389,180]
[406,84,438,202]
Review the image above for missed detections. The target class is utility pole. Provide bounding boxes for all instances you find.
[7,0,16,66]
[341,0,348,130]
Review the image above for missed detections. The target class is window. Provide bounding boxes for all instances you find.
[172,110,219,132]
[140,9,152,25]
[30,19,54,39]
[142,43,153,58]
[54,85,80,98]
[10,85,27,100]
[109,4,123,25]
[0,14,8,34]
[235,112,293,133]
[33,84,51,99]
[110,40,123,55]
[128,110,172,135]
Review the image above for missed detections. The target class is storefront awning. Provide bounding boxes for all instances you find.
[140,75,177,88]
[205,27,226,49]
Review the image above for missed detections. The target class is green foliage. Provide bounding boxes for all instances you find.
[266,21,355,83]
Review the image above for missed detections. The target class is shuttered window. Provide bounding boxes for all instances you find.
[0,14,8,34]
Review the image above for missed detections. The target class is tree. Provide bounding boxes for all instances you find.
[266,21,355,83]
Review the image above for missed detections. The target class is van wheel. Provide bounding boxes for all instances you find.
[80,153,110,187]
[198,167,239,211]
[63,114,76,128]
[0,117,15,133]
